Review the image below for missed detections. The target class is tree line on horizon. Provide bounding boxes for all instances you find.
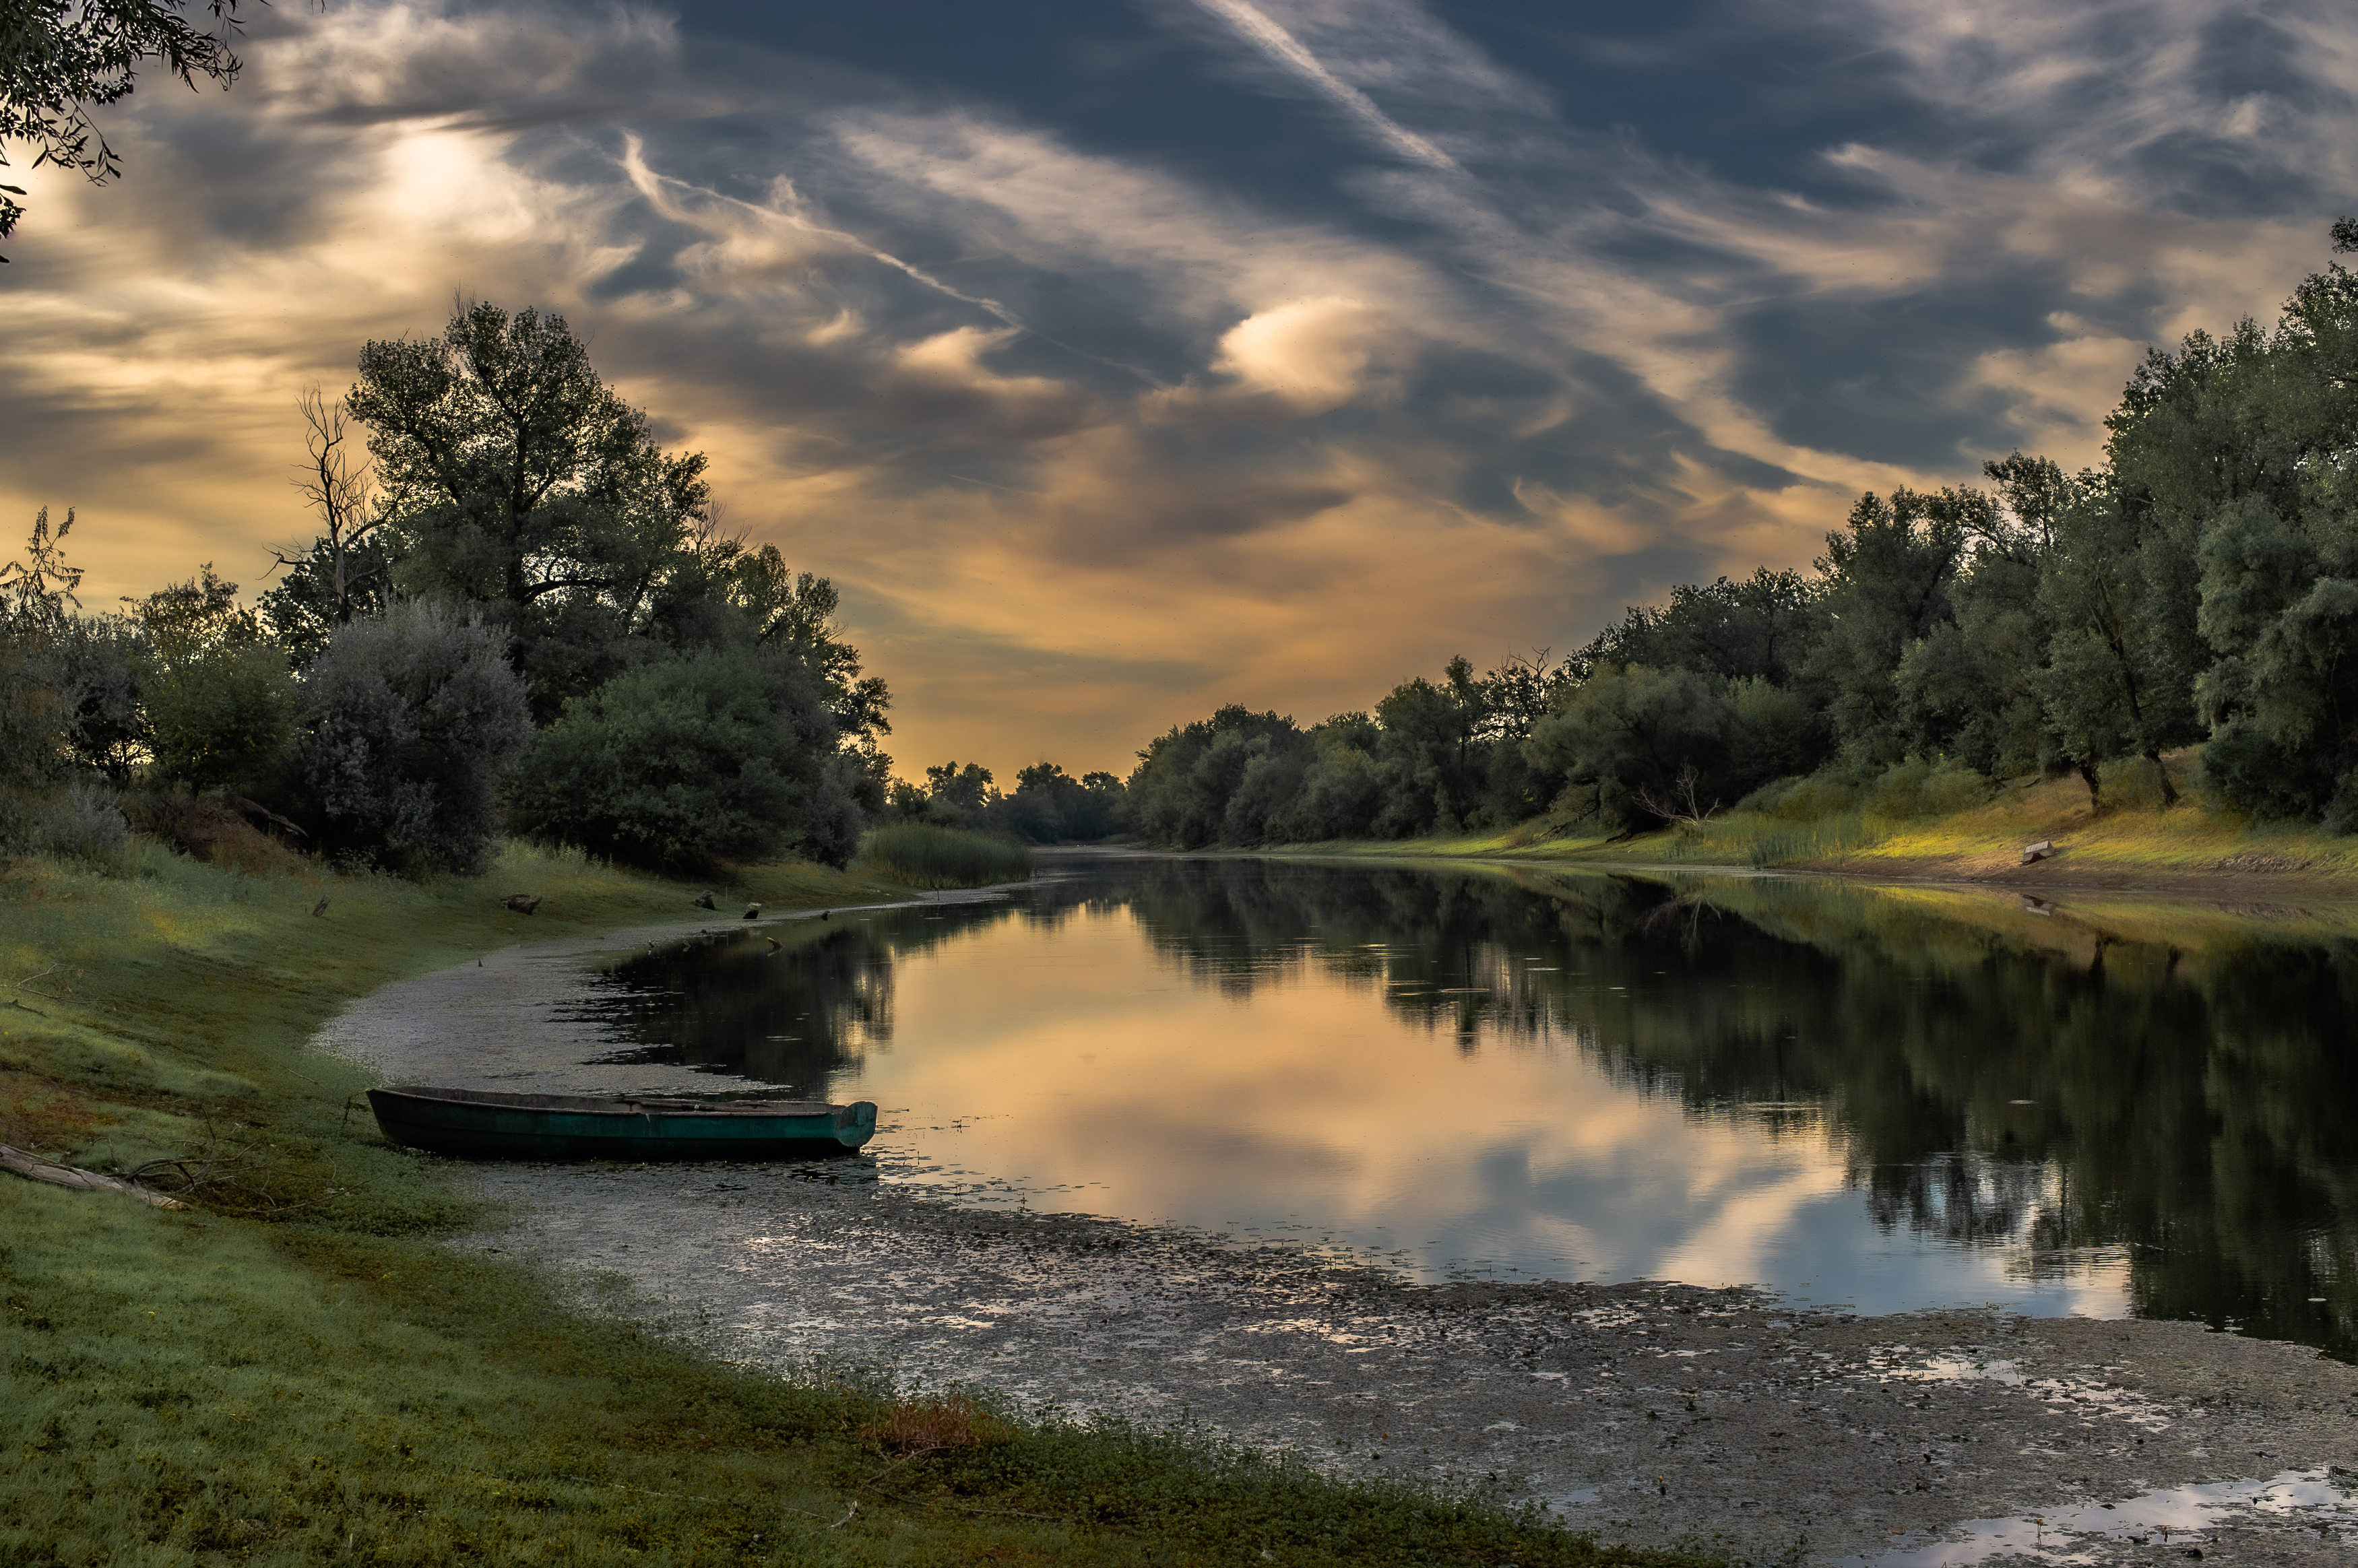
[12,224,2358,872]
[1125,222,2358,848]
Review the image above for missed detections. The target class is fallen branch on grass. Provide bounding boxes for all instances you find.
[0,1144,187,1210]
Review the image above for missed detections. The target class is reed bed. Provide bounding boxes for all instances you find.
[855,823,1034,888]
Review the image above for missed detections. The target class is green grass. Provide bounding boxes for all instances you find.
[854,824,1034,890]
[1,838,1693,1567]
[1258,750,2358,892]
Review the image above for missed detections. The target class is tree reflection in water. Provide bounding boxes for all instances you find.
[580,857,2357,1361]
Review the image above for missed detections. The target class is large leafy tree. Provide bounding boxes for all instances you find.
[1894,456,2063,779]
[1806,488,1977,764]
[2185,226,2358,822]
[507,648,858,871]
[0,0,245,259]
[346,301,714,717]
[1582,566,1822,690]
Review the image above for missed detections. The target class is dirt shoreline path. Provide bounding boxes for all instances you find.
[319,896,2358,1568]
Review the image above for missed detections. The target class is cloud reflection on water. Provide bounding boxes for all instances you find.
[582,860,2245,1320]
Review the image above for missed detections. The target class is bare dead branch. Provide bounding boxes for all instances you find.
[1633,762,1721,829]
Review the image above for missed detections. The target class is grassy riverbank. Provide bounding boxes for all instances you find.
[1,843,1702,1567]
[1272,752,2358,896]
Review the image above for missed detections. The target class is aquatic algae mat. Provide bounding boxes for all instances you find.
[456,1158,2358,1568]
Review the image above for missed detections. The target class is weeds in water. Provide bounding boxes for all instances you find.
[856,824,1033,888]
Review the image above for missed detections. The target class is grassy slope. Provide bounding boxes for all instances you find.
[1270,754,2358,895]
[1,842,1698,1568]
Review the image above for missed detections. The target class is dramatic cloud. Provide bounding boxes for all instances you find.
[5,0,2355,777]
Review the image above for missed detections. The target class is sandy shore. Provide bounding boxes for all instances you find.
[321,907,2358,1567]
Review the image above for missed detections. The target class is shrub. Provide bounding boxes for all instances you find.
[146,643,296,795]
[121,791,294,873]
[297,604,533,874]
[855,824,1032,888]
[30,779,131,866]
[507,647,857,871]
[1861,756,1991,818]
[1740,756,1989,822]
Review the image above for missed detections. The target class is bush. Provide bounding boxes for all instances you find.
[855,824,1032,888]
[121,791,294,873]
[507,647,857,871]
[1738,756,1990,822]
[297,605,533,874]
[30,779,131,866]
[146,643,296,795]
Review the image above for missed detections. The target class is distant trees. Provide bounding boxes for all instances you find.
[1120,222,2358,845]
[881,758,1126,844]
[999,763,1124,843]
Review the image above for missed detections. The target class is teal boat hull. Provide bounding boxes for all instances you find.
[365,1086,877,1161]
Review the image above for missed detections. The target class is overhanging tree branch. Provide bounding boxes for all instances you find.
[0,0,251,259]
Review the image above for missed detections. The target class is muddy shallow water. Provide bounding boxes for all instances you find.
[317,863,2358,1565]
[452,1156,2358,1566]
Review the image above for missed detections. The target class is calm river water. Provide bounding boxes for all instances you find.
[568,855,2356,1356]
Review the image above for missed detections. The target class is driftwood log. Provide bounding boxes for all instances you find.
[1,1144,187,1210]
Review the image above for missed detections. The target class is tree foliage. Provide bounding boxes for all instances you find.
[4,303,898,879]
[506,649,856,871]
[348,301,715,717]
[295,603,533,874]
[0,0,245,257]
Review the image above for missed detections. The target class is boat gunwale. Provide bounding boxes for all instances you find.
[369,1085,863,1120]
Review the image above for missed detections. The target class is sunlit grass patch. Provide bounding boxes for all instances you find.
[856,824,1033,888]
[1309,748,2358,890]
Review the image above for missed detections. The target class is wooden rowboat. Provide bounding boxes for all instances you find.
[365,1086,877,1161]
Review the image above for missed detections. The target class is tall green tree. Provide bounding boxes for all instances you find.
[2188,226,2358,822]
[1582,567,1822,689]
[1370,657,1486,835]
[1126,706,1304,849]
[347,302,713,717]
[1894,455,2066,779]
[1807,488,1976,764]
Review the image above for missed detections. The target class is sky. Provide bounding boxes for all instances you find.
[6,0,2358,781]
